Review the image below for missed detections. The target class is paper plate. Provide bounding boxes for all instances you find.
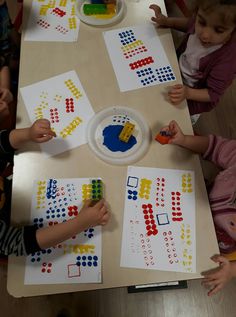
[76,0,125,26]
[86,106,151,165]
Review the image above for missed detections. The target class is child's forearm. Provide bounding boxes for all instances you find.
[186,87,211,102]
[36,216,86,249]
[180,135,209,154]
[230,261,236,277]
[166,17,189,32]
[9,128,31,149]
[0,66,10,89]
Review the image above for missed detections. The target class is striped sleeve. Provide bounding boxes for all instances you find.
[0,220,41,256]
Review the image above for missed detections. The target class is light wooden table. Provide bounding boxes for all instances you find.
[7,0,219,297]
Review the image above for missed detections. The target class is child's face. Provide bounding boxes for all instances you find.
[195,8,235,47]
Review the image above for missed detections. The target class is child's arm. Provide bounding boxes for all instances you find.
[201,255,236,296]
[149,5,189,32]
[0,66,13,103]
[0,65,10,89]
[9,118,56,149]
[36,199,110,249]
[168,84,211,105]
[161,120,209,154]
[0,100,9,119]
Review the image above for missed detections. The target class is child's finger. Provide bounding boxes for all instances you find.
[47,129,57,137]
[169,88,183,95]
[173,84,183,89]
[201,276,217,283]
[211,255,228,264]
[160,125,169,132]
[92,198,105,209]
[101,212,110,224]
[36,135,54,143]
[208,284,222,296]
[202,279,218,288]
[149,4,161,15]
[151,17,160,24]
[83,199,92,208]
[170,98,181,104]
[100,205,109,216]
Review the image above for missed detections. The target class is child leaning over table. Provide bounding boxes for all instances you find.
[0,65,14,125]
[150,0,236,123]
[158,120,236,296]
[0,0,21,71]
[0,118,110,256]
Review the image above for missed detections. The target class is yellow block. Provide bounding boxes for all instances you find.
[119,122,135,143]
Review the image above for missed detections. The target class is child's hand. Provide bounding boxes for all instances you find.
[149,5,169,27]
[168,84,188,105]
[29,119,56,143]
[161,120,185,145]
[201,255,233,296]
[78,199,110,229]
[0,88,13,104]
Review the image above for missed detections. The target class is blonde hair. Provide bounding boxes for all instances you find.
[196,0,236,25]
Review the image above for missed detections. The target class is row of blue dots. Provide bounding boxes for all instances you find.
[46,214,66,219]
[46,208,66,213]
[77,256,98,261]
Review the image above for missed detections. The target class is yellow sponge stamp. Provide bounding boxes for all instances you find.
[119,122,135,143]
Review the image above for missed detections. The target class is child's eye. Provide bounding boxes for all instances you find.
[230,221,235,226]
[197,19,206,26]
[214,28,225,34]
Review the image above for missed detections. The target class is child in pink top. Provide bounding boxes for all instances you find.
[159,120,236,296]
[150,0,236,119]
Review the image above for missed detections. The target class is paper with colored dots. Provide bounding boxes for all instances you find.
[103,24,176,92]
[24,0,80,42]
[24,178,103,285]
[20,71,94,157]
[120,166,196,273]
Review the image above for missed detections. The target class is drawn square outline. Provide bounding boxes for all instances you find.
[127,176,139,188]
[156,213,170,225]
[67,263,81,278]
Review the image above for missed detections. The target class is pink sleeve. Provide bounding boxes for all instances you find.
[203,135,236,169]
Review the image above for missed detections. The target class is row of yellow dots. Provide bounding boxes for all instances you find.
[180,224,192,246]
[182,248,192,267]
[39,0,55,15]
[36,181,46,209]
[71,5,75,16]
[121,40,144,52]
[48,0,56,8]
[82,184,92,201]
[63,244,95,254]
[40,91,48,99]
[68,17,77,29]
[139,178,152,199]
[59,0,67,6]
[53,94,62,102]
[65,79,82,99]
[182,173,192,193]
[34,103,47,120]
[59,116,82,138]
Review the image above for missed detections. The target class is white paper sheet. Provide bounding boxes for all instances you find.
[121,166,196,273]
[103,24,176,92]
[24,0,80,42]
[20,70,94,156]
[24,178,102,284]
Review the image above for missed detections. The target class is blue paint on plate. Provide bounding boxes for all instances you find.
[102,125,137,152]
